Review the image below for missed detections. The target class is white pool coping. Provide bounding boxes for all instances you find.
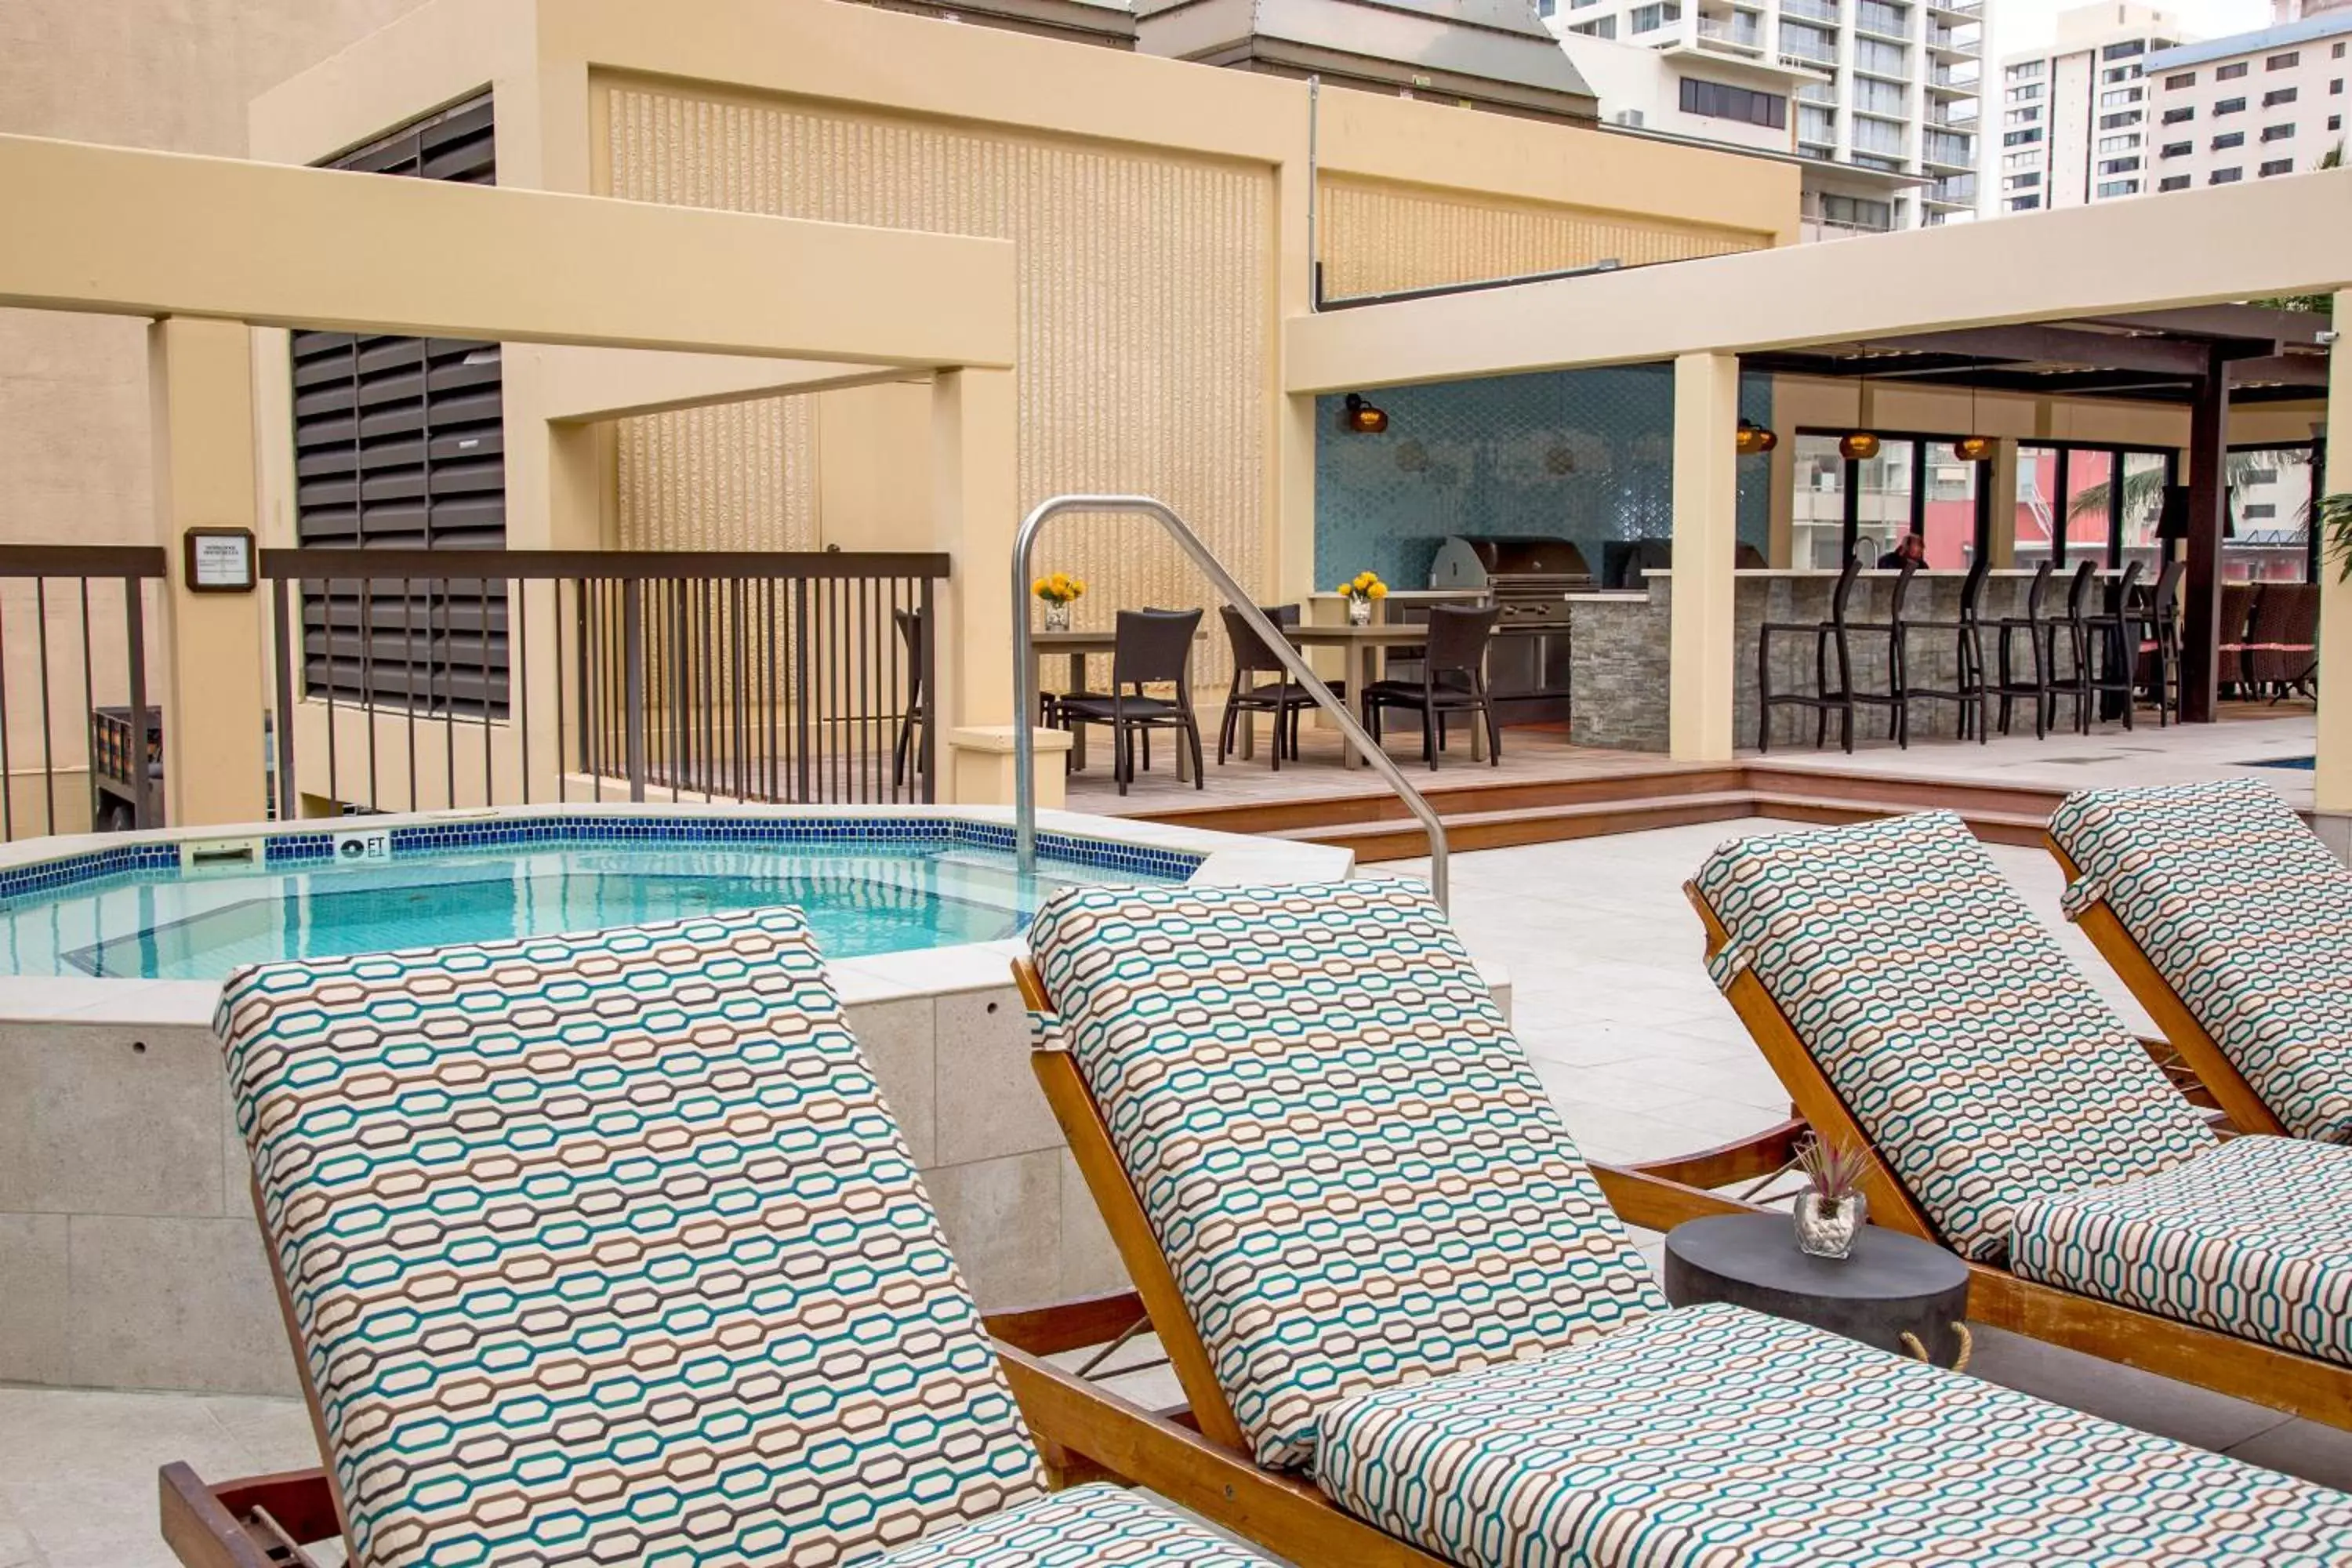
[0,801,1358,1025]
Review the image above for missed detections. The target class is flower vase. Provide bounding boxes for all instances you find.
[1793,1190,1867,1260]
[1346,595,1374,626]
[1043,600,1072,633]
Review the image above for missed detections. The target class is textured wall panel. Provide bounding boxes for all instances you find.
[617,394,817,552]
[606,82,1273,685]
[1317,176,1758,300]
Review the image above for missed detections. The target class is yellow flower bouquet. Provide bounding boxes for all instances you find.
[1338,570,1388,623]
[1033,571,1084,630]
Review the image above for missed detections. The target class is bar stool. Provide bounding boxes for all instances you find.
[1899,554,1991,743]
[2080,560,2143,731]
[1756,557,1863,753]
[2045,561,2101,735]
[1844,559,1919,749]
[1991,560,2056,739]
[2136,559,2184,726]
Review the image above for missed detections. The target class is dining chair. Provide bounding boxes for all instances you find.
[1216,605,1313,770]
[1362,604,1501,771]
[1056,608,1205,794]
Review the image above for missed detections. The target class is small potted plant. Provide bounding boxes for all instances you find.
[1339,570,1388,626]
[1033,571,1084,633]
[1792,1134,1869,1260]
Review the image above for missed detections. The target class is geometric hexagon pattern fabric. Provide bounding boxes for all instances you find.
[1693,812,2216,1261]
[214,908,1048,1568]
[2010,1132,2352,1368]
[2050,778,2352,1144]
[1027,880,1666,1475]
[1316,1301,2352,1566]
[868,1484,1264,1566]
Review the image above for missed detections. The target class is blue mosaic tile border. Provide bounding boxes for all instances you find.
[0,815,1203,906]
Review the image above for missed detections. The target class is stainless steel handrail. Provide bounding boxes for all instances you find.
[1012,494,1450,908]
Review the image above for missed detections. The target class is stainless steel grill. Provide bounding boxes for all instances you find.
[1425,535,1591,723]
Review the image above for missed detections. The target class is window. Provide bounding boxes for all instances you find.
[2267,51,2299,70]
[2097,134,2136,153]
[2007,59,2045,79]
[2159,173,2190,191]
[2098,157,2142,174]
[1568,16,1615,36]
[1679,78,1787,127]
[1629,2,1681,31]
[2335,79,2346,94]
[2263,122,2298,141]
[2104,40,2145,60]
[2214,96,2246,115]
[1853,77,1908,114]
[2096,179,2140,198]
[2003,128,2044,146]
[2004,171,2042,189]
[1853,38,1907,75]
[2263,86,2298,107]
[2338,41,2348,57]
[2005,107,2041,125]
[2013,82,2045,100]
[2216,61,2249,81]
[1855,0,1905,35]
[2260,158,2295,176]
[2162,140,2192,157]
[2008,194,2043,211]
[2002,149,2040,170]
[2243,502,2279,521]
[1821,194,1892,228]
[2102,65,2141,83]
[2161,105,2194,123]
[2211,166,2243,183]
[2099,111,2143,129]
[1798,105,1836,142]
[2098,87,2144,106]
[2332,114,2343,131]
[2165,71,2197,89]
[2212,130,2245,150]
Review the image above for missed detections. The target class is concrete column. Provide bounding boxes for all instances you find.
[147,317,268,829]
[1670,351,1740,763]
[1987,438,2020,568]
[2180,345,2230,724]
[930,367,1022,771]
[1766,421,1796,568]
[2317,291,2351,818]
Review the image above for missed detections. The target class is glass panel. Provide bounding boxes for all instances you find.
[2118,451,2169,572]
[2227,445,2314,582]
[1792,434,1849,569]
[1855,438,1916,565]
[1921,443,1981,568]
[2061,448,2116,564]
[2014,445,2059,566]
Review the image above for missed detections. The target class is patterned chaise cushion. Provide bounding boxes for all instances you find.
[1316,1301,2352,1567]
[872,1483,1261,1565]
[1027,880,1664,1473]
[2050,778,2352,1143]
[2012,1133,2352,1366]
[1694,812,2215,1261]
[216,909,1046,1568]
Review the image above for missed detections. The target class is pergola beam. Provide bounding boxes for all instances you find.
[1284,169,2352,394]
[1871,325,2216,378]
[0,133,1014,369]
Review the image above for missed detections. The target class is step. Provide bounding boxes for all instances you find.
[1133,763,1748,837]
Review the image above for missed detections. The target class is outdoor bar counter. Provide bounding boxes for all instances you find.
[1569,568,2113,752]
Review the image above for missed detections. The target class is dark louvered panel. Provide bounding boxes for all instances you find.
[293,93,505,716]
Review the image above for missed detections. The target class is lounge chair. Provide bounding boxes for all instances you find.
[1016,878,2352,1566]
[1627,810,2352,1435]
[163,909,1268,1568]
[2048,777,2352,1144]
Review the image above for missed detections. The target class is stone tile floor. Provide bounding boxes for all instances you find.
[2,815,2345,1567]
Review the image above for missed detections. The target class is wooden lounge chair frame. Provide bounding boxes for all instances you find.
[1595,880,2352,1435]
[2044,834,2289,1138]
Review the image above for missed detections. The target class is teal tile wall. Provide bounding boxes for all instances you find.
[1314,365,1773,590]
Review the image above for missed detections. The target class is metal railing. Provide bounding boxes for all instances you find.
[0,545,162,841]
[1010,495,1451,909]
[263,549,946,816]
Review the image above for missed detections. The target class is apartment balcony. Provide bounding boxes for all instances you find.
[1923,173,1977,205]
[1926,25,1982,56]
[1925,0,1982,15]
[1926,101,1979,126]
[1801,216,1896,241]
[1926,62,1981,92]
[1694,16,1766,53]
[1781,0,1838,20]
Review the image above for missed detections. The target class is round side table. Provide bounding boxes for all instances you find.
[1662,1214,1973,1368]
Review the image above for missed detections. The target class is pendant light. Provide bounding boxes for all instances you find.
[1953,365,1994,463]
[1839,353,1879,462]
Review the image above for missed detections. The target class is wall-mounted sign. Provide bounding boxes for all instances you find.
[183,527,256,593]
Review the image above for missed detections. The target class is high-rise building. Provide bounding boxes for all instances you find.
[1541,0,1984,234]
[2144,9,2352,194]
[1990,4,2187,216]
